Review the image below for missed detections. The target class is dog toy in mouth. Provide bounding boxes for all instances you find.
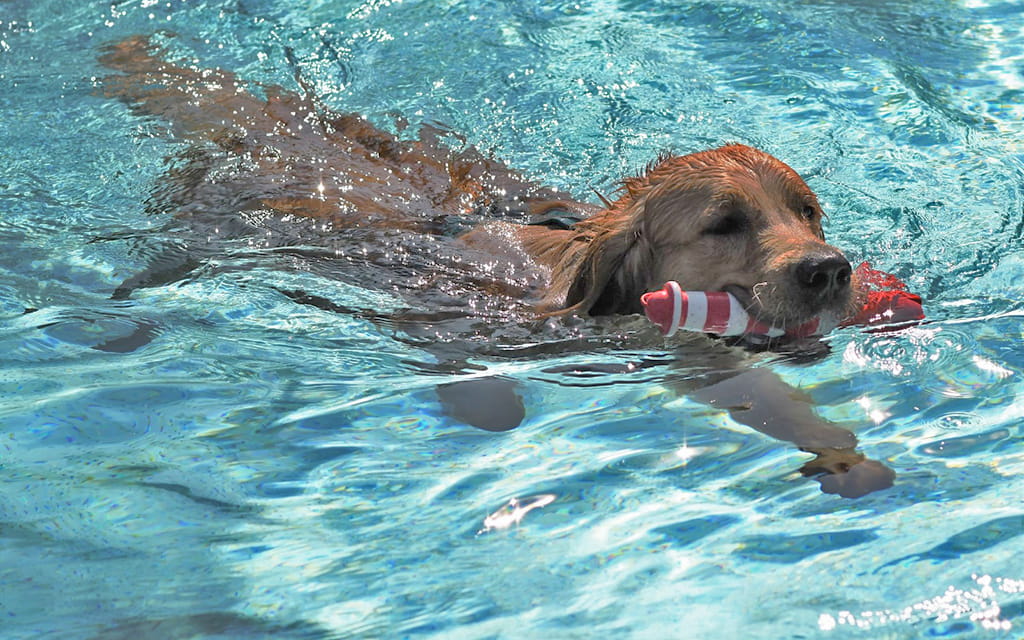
[640,262,924,338]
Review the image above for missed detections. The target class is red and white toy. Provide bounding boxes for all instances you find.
[640,262,924,339]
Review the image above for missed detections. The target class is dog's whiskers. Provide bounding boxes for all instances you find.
[751,281,769,305]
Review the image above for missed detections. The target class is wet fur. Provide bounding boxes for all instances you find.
[517,147,861,325]
[99,35,857,327]
[98,35,893,498]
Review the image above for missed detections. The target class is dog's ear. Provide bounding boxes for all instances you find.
[564,218,653,315]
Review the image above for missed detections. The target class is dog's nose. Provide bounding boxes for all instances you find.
[795,252,852,298]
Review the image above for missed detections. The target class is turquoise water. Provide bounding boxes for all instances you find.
[1,0,1022,638]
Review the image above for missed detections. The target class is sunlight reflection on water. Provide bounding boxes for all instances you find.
[1,0,1023,638]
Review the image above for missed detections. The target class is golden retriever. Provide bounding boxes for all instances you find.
[99,35,892,498]
[486,146,857,325]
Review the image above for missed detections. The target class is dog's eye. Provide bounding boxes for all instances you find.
[801,205,817,220]
[705,212,746,236]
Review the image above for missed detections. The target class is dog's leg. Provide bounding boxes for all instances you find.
[692,368,855,448]
[436,377,525,432]
[689,366,895,497]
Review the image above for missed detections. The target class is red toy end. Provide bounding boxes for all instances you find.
[844,290,925,327]
[641,282,682,336]
[844,262,925,328]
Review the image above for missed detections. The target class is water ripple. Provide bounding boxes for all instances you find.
[2,0,1024,638]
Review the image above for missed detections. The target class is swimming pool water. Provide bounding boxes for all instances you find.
[1,0,1022,638]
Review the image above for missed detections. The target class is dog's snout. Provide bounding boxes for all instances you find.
[795,252,852,297]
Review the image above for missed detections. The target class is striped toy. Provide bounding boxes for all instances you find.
[640,263,924,338]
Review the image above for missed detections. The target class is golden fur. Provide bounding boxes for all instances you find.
[515,146,858,324]
[97,35,895,498]
[100,36,856,332]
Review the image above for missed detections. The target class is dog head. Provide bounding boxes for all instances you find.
[563,145,856,328]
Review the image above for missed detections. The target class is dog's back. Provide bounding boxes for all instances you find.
[100,35,600,322]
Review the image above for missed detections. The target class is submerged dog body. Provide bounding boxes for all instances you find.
[100,36,893,498]
[100,36,856,331]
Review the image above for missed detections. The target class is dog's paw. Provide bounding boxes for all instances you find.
[814,459,895,499]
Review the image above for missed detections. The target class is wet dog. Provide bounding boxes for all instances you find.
[99,35,892,498]
[482,145,858,324]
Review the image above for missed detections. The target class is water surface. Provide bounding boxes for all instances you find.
[0,1,1022,638]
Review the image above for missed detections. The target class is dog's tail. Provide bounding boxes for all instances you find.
[98,34,587,227]
[99,34,324,152]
